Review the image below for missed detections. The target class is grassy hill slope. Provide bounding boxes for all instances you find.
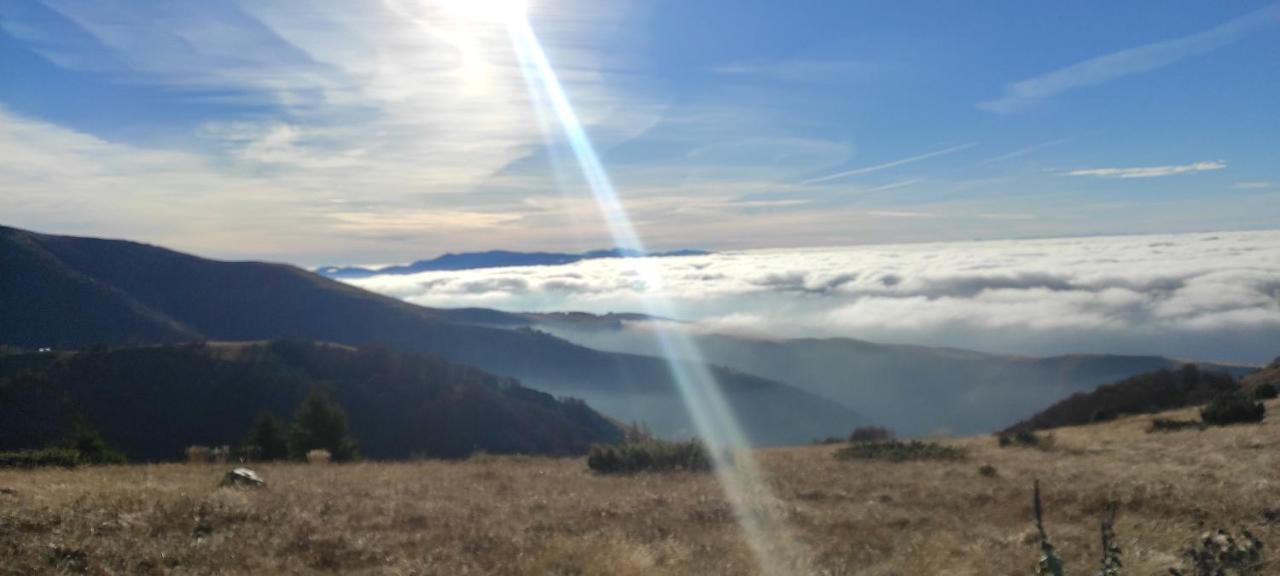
[0,399,1274,574]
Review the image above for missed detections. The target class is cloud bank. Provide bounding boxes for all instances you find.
[347,231,1280,364]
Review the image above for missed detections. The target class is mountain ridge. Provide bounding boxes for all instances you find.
[0,225,857,445]
[522,314,1257,436]
[316,248,710,278]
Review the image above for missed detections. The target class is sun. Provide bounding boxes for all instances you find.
[439,0,529,23]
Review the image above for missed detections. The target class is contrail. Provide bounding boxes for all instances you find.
[802,142,976,185]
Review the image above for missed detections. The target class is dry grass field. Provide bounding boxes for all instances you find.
[2,400,1276,575]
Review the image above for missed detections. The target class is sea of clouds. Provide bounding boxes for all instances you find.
[346,230,1280,364]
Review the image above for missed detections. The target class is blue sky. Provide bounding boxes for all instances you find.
[1,0,1277,264]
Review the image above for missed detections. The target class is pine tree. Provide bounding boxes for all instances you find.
[244,411,288,461]
[288,388,359,461]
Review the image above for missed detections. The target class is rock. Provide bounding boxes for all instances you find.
[221,467,265,488]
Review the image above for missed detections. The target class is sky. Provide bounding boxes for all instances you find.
[348,230,1280,364]
[1,0,1278,265]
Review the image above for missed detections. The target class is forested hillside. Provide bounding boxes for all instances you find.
[0,341,622,460]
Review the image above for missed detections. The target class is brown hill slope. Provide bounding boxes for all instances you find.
[0,400,1274,574]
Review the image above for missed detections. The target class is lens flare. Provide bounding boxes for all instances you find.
[506,16,808,575]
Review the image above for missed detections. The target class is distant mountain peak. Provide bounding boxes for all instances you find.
[315,248,711,278]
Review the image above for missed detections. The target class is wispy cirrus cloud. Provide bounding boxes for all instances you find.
[800,143,976,185]
[1234,181,1274,189]
[1061,160,1226,179]
[864,179,920,193]
[979,3,1280,113]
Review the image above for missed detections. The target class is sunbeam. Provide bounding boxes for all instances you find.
[506,15,809,575]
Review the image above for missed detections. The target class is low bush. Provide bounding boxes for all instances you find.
[0,448,83,469]
[62,424,126,464]
[978,464,998,477]
[835,440,965,462]
[1149,418,1206,433]
[1171,529,1266,575]
[997,429,1053,449]
[0,424,124,468]
[848,426,894,443]
[1252,382,1278,401]
[586,439,713,474]
[306,449,332,464]
[1200,391,1265,426]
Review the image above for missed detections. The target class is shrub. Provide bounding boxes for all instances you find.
[1170,529,1266,575]
[1200,391,1265,426]
[848,426,894,443]
[835,440,965,462]
[1150,418,1206,433]
[1252,382,1277,401]
[306,449,332,464]
[586,439,713,474]
[996,429,1053,450]
[978,464,998,477]
[62,423,126,464]
[0,448,83,469]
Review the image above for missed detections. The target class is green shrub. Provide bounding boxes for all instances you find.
[978,464,998,477]
[586,439,713,474]
[62,424,126,464]
[0,448,83,469]
[1200,391,1265,426]
[835,440,965,462]
[848,426,894,443]
[997,429,1053,450]
[1149,418,1206,433]
[1252,382,1277,401]
[1170,529,1266,575]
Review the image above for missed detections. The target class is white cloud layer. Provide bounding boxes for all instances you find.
[346,230,1280,364]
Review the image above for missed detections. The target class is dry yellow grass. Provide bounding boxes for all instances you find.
[2,401,1276,575]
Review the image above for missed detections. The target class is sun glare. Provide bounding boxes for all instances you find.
[506,13,809,575]
[439,0,529,23]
